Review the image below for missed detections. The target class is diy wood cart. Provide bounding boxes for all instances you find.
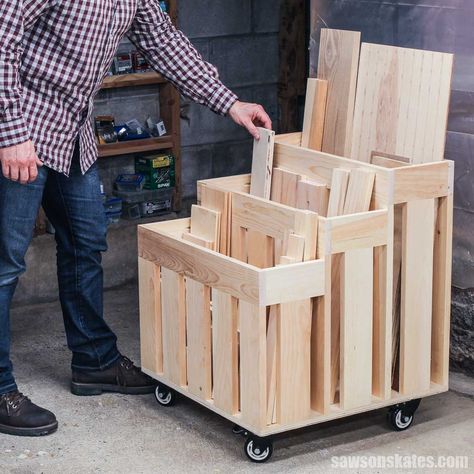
[137,30,454,463]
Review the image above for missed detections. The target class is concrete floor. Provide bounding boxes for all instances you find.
[3,285,473,474]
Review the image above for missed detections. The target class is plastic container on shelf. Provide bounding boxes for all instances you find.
[115,174,145,192]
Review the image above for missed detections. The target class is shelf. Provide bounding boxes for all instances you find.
[101,72,167,90]
[98,136,174,158]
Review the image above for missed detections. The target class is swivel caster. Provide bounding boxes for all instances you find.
[154,384,176,407]
[232,424,248,436]
[244,436,273,463]
[387,399,421,431]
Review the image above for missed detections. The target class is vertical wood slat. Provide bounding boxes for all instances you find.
[186,278,212,400]
[340,248,374,409]
[278,299,312,423]
[431,195,453,387]
[212,289,240,413]
[138,257,163,374]
[400,199,435,394]
[240,301,267,429]
[318,28,361,157]
[161,267,187,386]
[372,205,394,400]
[311,257,332,414]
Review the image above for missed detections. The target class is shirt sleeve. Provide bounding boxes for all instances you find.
[0,0,30,148]
[127,0,238,116]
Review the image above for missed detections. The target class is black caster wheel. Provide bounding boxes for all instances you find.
[154,384,176,407]
[232,425,248,436]
[244,436,273,463]
[387,399,421,431]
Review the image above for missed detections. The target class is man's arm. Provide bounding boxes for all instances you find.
[127,1,271,138]
[0,0,42,184]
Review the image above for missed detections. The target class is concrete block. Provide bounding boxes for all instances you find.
[180,87,252,147]
[448,90,474,135]
[396,4,456,52]
[209,35,279,88]
[252,84,279,127]
[316,0,397,46]
[445,131,474,211]
[252,0,283,33]
[179,0,251,39]
[181,145,214,199]
[212,139,253,178]
[453,208,474,290]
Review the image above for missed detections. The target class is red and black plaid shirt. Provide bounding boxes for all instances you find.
[0,0,238,175]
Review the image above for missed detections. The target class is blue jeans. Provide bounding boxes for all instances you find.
[0,145,120,394]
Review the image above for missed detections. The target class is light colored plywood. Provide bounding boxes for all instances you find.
[231,191,315,242]
[351,43,453,163]
[250,128,276,199]
[431,195,453,386]
[182,232,214,250]
[138,258,163,374]
[318,29,361,157]
[139,225,260,305]
[297,179,330,216]
[301,78,328,151]
[275,132,302,146]
[212,289,239,414]
[400,199,435,394]
[311,257,332,414]
[327,169,350,217]
[330,168,376,404]
[373,205,394,400]
[271,168,301,207]
[161,268,187,386]
[240,301,267,429]
[190,205,221,247]
[278,299,312,423]
[259,260,326,306]
[247,231,274,269]
[274,142,393,207]
[186,278,212,399]
[266,305,278,424]
[200,185,231,254]
[343,169,376,215]
[318,210,388,256]
[392,160,454,204]
[340,247,374,409]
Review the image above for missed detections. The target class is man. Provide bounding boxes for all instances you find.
[0,1,272,437]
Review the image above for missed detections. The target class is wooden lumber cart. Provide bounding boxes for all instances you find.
[137,30,454,463]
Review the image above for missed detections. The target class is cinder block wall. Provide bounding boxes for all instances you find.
[311,0,474,375]
[13,1,282,306]
[178,0,281,201]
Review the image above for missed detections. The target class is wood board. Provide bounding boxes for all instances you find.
[250,128,276,199]
[301,78,328,150]
[351,43,453,163]
[317,28,361,157]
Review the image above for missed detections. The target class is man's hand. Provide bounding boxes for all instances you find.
[0,140,43,184]
[229,101,272,140]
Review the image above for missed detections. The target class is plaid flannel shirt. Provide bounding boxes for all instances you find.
[0,0,238,175]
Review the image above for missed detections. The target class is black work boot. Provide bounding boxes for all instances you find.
[71,356,156,396]
[0,391,58,437]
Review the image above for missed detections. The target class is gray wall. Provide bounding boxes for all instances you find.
[311,0,473,374]
[13,1,282,306]
[178,0,280,201]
